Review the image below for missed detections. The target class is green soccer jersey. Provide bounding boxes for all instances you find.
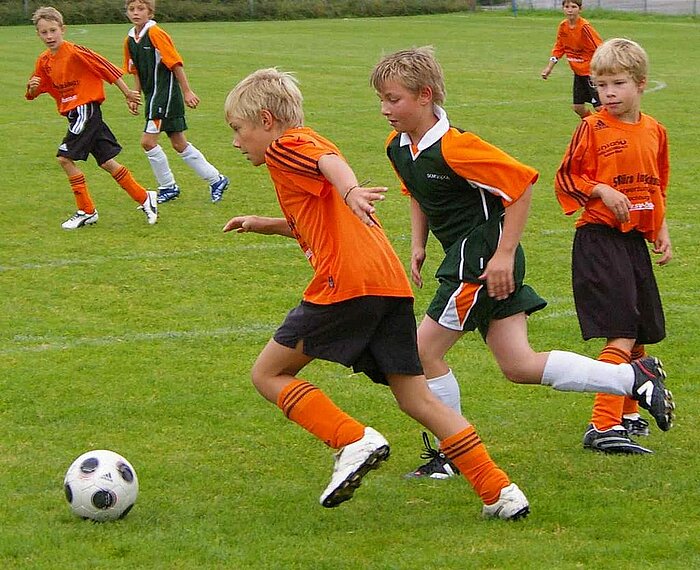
[385,107,538,253]
[125,20,184,121]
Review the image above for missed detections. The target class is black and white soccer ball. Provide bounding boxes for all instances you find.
[64,450,139,522]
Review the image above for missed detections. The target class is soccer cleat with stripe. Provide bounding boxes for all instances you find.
[157,184,180,203]
[482,483,530,521]
[138,190,158,225]
[61,210,99,230]
[630,356,674,431]
[404,431,460,480]
[210,175,229,203]
[319,427,390,508]
[583,424,652,454]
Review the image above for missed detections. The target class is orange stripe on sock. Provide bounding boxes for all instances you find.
[441,426,510,505]
[277,380,365,449]
[112,166,147,203]
[590,345,631,430]
[68,173,95,213]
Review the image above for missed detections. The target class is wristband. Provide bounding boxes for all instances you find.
[343,185,358,204]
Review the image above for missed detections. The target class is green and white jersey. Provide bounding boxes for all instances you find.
[125,20,185,121]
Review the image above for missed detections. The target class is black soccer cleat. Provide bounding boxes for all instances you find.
[583,424,652,454]
[622,415,650,437]
[630,357,675,432]
[404,432,460,480]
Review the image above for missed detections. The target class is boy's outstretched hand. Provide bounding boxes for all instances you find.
[222,215,293,237]
[344,185,387,227]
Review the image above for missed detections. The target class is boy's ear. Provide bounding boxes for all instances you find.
[260,109,275,129]
[417,85,434,106]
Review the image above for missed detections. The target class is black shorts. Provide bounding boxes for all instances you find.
[572,224,665,344]
[273,296,423,385]
[57,103,121,165]
[573,74,600,107]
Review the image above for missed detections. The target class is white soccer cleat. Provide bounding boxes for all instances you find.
[319,427,390,508]
[61,210,99,230]
[139,190,158,225]
[482,483,530,521]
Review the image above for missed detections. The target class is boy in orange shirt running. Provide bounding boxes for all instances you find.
[222,67,531,519]
[556,38,675,454]
[541,0,603,119]
[26,6,157,229]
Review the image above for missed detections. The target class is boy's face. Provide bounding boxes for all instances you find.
[35,18,65,53]
[563,2,581,21]
[375,80,431,137]
[228,115,278,167]
[126,2,153,27]
[593,71,646,122]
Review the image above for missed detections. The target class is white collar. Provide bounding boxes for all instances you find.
[399,105,449,158]
[129,19,157,41]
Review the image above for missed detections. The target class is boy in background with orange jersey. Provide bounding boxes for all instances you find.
[541,0,603,119]
[555,38,675,454]
[124,0,229,204]
[26,6,157,229]
[222,67,532,520]
[370,46,673,480]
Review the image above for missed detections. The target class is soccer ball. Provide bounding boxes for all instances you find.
[63,449,139,522]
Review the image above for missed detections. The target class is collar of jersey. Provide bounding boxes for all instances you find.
[129,19,157,41]
[399,105,449,159]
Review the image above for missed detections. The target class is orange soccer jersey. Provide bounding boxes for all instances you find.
[551,17,603,76]
[265,127,413,305]
[26,41,123,115]
[555,108,669,242]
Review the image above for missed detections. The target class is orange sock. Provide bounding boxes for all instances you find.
[440,426,510,505]
[277,380,365,449]
[68,173,95,213]
[112,166,147,203]
[590,345,631,430]
[623,344,646,416]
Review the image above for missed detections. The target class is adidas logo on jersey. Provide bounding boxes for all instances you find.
[58,143,68,151]
[594,119,608,130]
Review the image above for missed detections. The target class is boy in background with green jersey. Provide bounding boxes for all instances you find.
[123,0,229,204]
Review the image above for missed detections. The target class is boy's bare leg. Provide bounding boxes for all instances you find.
[251,339,388,508]
[387,373,528,519]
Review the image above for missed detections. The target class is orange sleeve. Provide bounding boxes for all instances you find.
[554,120,598,214]
[266,132,340,197]
[442,130,539,206]
[657,125,669,201]
[123,37,135,74]
[147,26,183,70]
[73,45,123,84]
[551,21,566,59]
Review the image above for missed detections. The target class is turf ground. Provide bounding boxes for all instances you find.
[0,10,698,569]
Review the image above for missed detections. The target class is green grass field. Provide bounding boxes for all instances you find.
[1,11,699,569]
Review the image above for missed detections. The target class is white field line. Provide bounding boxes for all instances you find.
[0,242,296,273]
[3,324,275,355]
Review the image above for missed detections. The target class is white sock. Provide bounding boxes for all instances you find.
[145,145,176,188]
[427,369,462,413]
[541,350,634,395]
[178,143,219,183]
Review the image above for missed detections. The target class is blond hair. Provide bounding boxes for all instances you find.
[225,68,304,128]
[591,38,648,84]
[32,6,63,27]
[370,46,446,106]
[126,0,155,12]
